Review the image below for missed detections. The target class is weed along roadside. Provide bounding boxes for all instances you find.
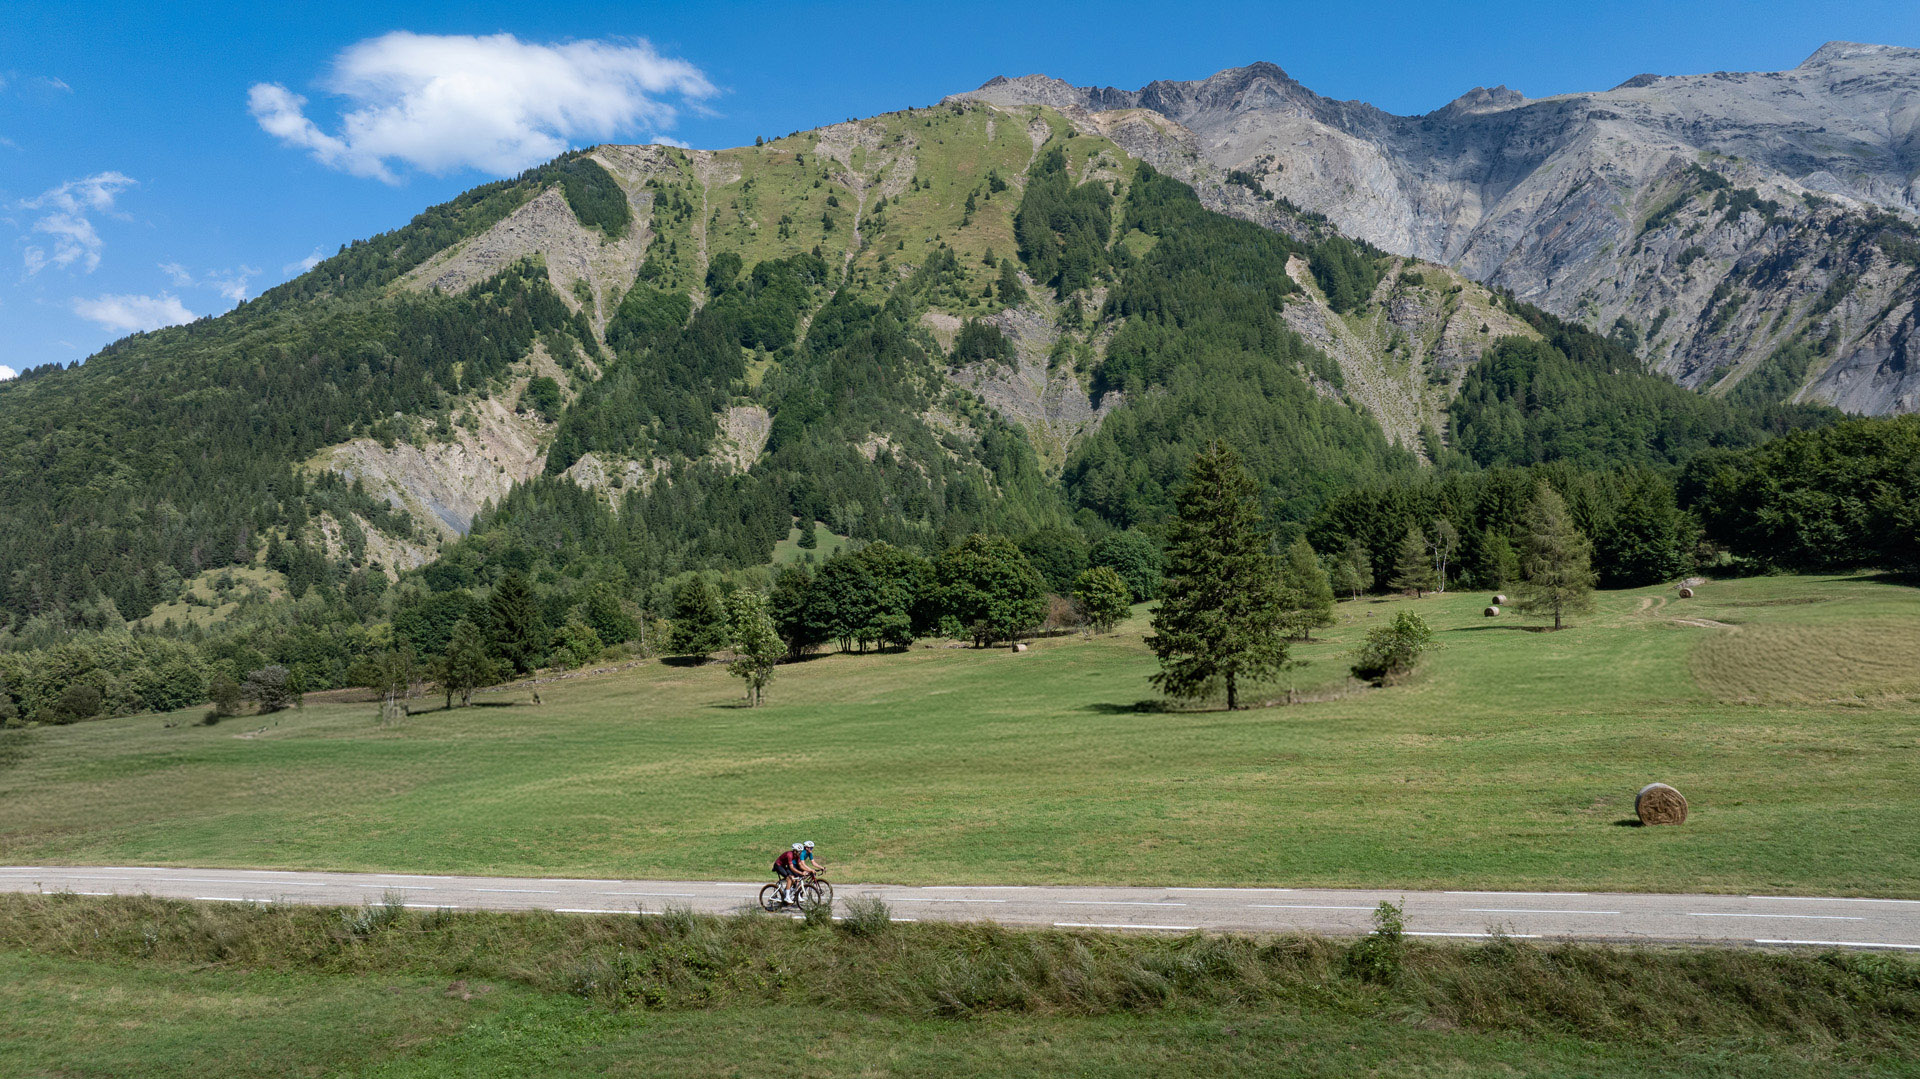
[1,892,1917,1078]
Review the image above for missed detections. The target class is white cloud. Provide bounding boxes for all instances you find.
[283,248,324,274]
[72,292,195,334]
[19,171,135,274]
[155,261,261,304]
[0,366,15,381]
[249,32,715,182]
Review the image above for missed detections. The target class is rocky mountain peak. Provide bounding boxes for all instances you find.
[1437,84,1527,115]
[1800,40,1920,67]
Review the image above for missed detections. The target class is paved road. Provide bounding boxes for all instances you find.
[4,866,1918,950]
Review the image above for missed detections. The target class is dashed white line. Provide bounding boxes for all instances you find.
[161,878,327,887]
[1408,931,1542,938]
[194,896,255,903]
[599,891,699,898]
[1445,891,1589,897]
[554,908,630,914]
[1249,903,1376,911]
[404,903,459,909]
[1687,913,1863,921]
[1054,922,1198,931]
[1462,908,1622,915]
[471,888,562,894]
[875,897,1007,904]
[71,891,113,896]
[1058,900,1188,907]
[1755,938,1920,950]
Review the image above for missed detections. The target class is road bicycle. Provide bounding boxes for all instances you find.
[759,877,828,912]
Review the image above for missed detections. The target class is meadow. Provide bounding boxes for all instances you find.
[3,575,1919,896]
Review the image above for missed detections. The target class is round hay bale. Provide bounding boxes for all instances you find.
[1493,594,1507,605]
[1484,605,1499,617]
[1635,783,1688,826]
[1011,642,1029,653]
[1678,586,1695,599]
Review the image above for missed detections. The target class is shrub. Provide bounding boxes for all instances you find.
[1350,613,1434,685]
[1345,901,1405,984]
[243,665,296,713]
[53,683,103,724]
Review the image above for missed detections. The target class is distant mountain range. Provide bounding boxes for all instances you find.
[0,45,1895,632]
[959,42,1920,414]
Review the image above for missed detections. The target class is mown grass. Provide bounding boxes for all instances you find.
[3,893,1918,1077]
[3,575,1918,896]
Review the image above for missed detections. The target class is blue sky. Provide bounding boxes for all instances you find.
[4,0,1917,374]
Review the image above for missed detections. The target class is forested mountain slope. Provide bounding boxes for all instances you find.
[957,43,1920,415]
[0,95,1834,650]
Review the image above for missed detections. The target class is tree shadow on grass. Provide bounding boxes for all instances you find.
[1083,700,1181,715]
[1611,818,1644,827]
[1449,624,1554,633]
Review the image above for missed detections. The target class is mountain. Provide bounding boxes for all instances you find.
[955,43,1920,415]
[0,89,1833,649]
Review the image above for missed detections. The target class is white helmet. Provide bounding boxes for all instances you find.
[803,840,815,849]
[792,843,805,851]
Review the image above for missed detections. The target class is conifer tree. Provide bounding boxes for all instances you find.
[487,570,546,674]
[1390,525,1439,597]
[1279,536,1336,640]
[667,577,730,656]
[1515,482,1598,631]
[1147,442,1289,710]
[1475,530,1519,589]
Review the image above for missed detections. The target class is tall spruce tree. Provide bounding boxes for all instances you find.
[1515,482,1598,631]
[1147,442,1289,710]
[1278,536,1336,640]
[486,570,546,674]
[1389,525,1439,597]
[668,578,730,656]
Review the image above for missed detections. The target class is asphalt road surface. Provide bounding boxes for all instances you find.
[4,866,1917,951]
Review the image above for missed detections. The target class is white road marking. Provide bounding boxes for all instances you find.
[1250,903,1376,911]
[1462,908,1623,915]
[537,879,624,884]
[194,897,255,902]
[1687,913,1864,921]
[471,888,562,894]
[1445,891,1589,897]
[1159,883,1297,890]
[1756,938,1920,950]
[1748,896,1920,905]
[875,897,1006,903]
[404,903,459,909]
[161,878,328,887]
[1054,922,1198,931]
[14,875,138,882]
[1058,900,1188,907]
[1408,931,1542,938]
[356,884,435,890]
[554,908,630,914]
[889,917,919,923]
[599,891,698,898]
[71,891,113,896]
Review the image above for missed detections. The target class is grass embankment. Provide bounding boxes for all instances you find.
[3,575,1918,895]
[3,893,1917,1077]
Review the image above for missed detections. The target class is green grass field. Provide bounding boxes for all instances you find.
[4,575,1919,895]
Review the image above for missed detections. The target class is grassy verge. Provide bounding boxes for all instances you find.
[4,575,1918,895]
[3,894,1917,1077]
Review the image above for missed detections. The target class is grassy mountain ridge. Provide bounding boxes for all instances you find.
[0,99,1833,651]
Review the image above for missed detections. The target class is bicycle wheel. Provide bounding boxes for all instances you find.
[759,883,785,912]
[809,878,833,905]
[798,881,829,912]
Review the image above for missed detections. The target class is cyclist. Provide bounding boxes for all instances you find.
[772,843,806,905]
[798,840,823,880]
